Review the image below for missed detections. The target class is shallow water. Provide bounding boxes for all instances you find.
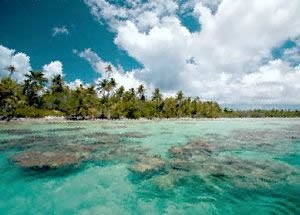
[0,119,299,215]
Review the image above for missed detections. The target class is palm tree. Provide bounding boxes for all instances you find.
[96,79,109,97]
[137,84,146,101]
[6,65,16,78]
[115,86,125,98]
[0,77,20,119]
[152,88,162,102]
[23,71,48,106]
[129,88,135,98]
[96,77,116,98]
[108,78,117,97]
[87,85,96,95]
[105,64,113,79]
[51,74,64,93]
[176,90,184,103]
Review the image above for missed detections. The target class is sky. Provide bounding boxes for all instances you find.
[1,0,300,109]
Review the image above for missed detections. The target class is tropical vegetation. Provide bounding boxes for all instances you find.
[1,65,299,120]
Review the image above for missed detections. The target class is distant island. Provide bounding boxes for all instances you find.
[1,65,300,121]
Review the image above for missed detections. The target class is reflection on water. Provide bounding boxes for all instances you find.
[0,119,299,215]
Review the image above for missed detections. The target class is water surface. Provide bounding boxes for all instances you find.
[0,119,299,215]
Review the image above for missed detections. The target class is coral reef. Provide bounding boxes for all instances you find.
[130,156,165,175]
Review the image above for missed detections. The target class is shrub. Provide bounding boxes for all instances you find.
[15,106,65,118]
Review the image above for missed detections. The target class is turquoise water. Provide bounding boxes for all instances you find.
[0,119,299,215]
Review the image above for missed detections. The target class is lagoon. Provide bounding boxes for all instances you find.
[0,119,299,215]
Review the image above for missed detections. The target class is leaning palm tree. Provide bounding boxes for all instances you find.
[6,65,16,78]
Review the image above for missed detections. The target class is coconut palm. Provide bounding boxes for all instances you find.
[96,79,109,97]
[23,71,48,106]
[0,77,20,119]
[116,86,124,97]
[108,78,117,97]
[129,88,135,98]
[152,88,162,102]
[51,74,64,93]
[176,90,184,103]
[105,64,113,78]
[137,84,146,101]
[6,65,16,78]
[96,77,116,98]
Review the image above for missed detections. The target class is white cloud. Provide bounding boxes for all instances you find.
[74,48,149,91]
[73,48,113,77]
[52,26,69,37]
[235,60,300,104]
[84,0,178,31]
[181,0,222,14]
[85,0,300,105]
[67,79,84,90]
[43,61,63,80]
[0,45,31,82]
[282,46,300,64]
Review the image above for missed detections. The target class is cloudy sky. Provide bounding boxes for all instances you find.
[1,0,300,109]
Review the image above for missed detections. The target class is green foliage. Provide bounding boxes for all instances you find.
[221,108,300,118]
[23,71,47,107]
[15,106,65,118]
[64,85,100,118]
[1,67,298,120]
[0,77,24,119]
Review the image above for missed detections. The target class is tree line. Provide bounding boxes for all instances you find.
[1,65,299,120]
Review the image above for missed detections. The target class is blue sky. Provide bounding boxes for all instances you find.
[1,0,300,109]
[0,0,141,83]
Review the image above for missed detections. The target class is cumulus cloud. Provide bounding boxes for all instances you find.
[0,45,31,82]
[52,26,69,37]
[84,0,300,105]
[84,0,178,31]
[181,0,222,14]
[67,79,85,90]
[43,61,63,80]
[73,48,149,91]
[73,48,114,77]
[282,46,300,64]
[235,60,300,104]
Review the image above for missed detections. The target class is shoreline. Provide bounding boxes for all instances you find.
[1,116,300,123]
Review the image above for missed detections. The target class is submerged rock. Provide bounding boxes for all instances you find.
[85,132,121,145]
[85,132,111,138]
[119,132,149,139]
[0,129,38,135]
[231,130,280,143]
[0,135,53,151]
[11,144,99,170]
[86,131,149,145]
[186,140,216,154]
[101,125,127,130]
[168,139,215,159]
[169,159,192,172]
[130,156,165,175]
[11,151,81,169]
[97,135,121,145]
[153,174,177,189]
[0,135,88,151]
[46,127,85,133]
